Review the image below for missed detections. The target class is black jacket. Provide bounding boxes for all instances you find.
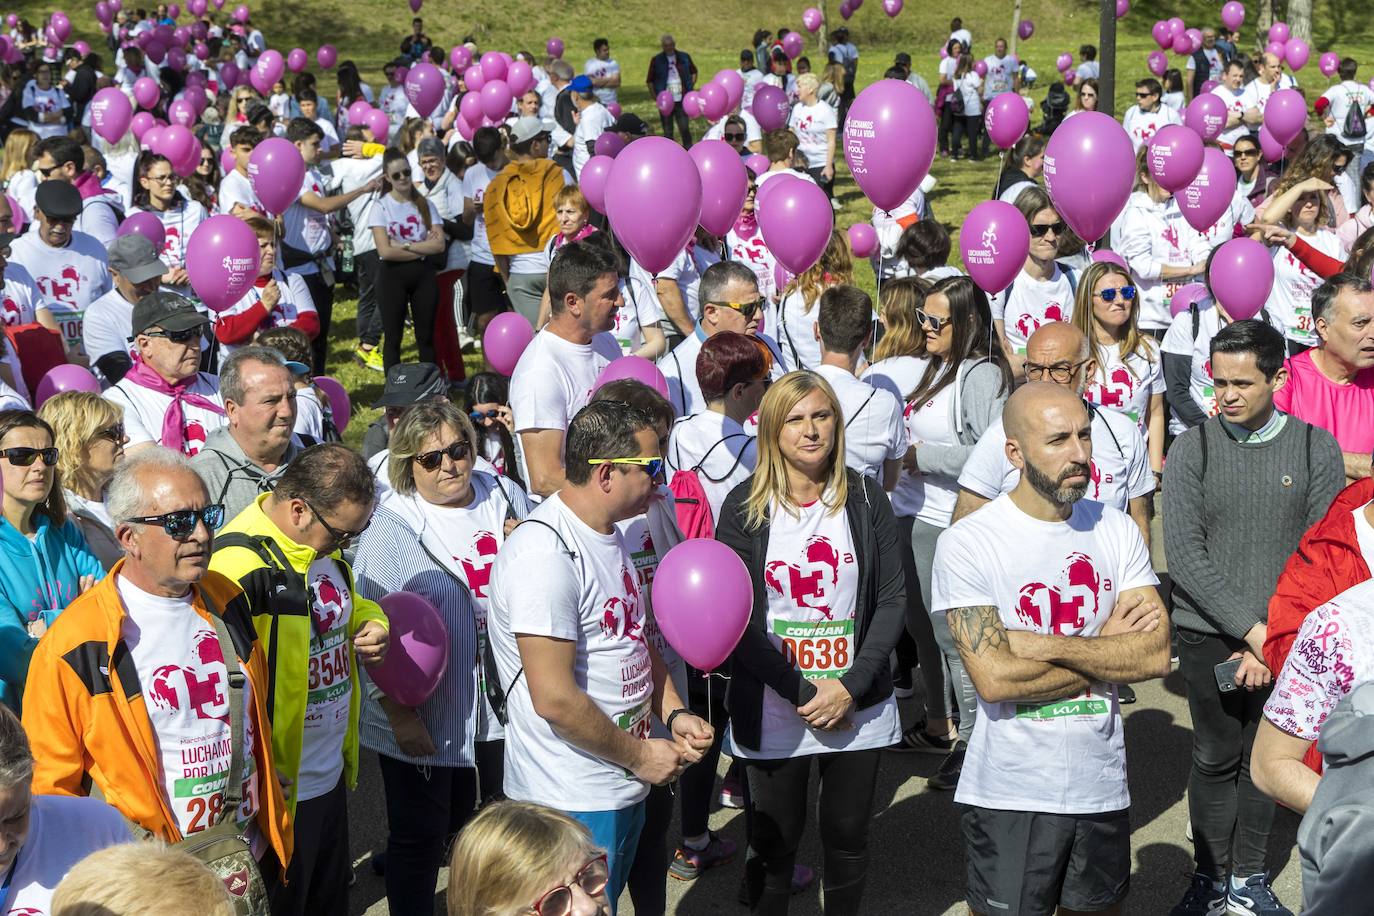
[715,468,906,752]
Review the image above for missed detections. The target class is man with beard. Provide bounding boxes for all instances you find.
[930,383,1171,916]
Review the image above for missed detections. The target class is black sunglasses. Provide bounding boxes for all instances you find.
[1233,147,1259,157]
[414,440,473,471]
[304,498,370,550]
[1029,221,1067,238]
[387,170,412,181]
[142,324,207,344]
[35,163,60,176]
[723,131,746,140]
[94,423,125,443]
[1,446,57,466]
[128,504,225,538]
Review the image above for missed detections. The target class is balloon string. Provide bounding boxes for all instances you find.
[996,151,1005,200]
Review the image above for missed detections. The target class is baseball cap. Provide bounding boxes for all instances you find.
[131,291,206,337]
[609,113,648,136]
[107,234,168,284]
[34,181,82,220]
[509,116,549,145]
[373,361,448,408]
[416,137,446,160]
[568,75,594,95]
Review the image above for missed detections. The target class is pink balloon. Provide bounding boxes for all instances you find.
[1151,20,1172,50]
[250,49,283,95]
[34,365,100,407]
[483,312,536,375]
[118,211,167,249]
[409,0,421,11]
[1017,19,1034,40]
[450,46,472,72]
[1200,79,1219,93]
[751,84,790,132]
[782,32,804,59]
[131,111,157,141]
[757,176,833,274]
[607,102,622,119]
[5,195,21,234]
[579,154,614,215]
[594,356,669,399]
[744,153,770,175]
[843,79,936,212]
[960,201,1030,294]
[346,99,372,127]
[1057,53,1073,72]
[454,114,476,141]
[220,61,239,87]
[682,91,705,119]
[1091,249,1128,270]
[312,376,351,429]
[1208,238,1274,320]
[1259,126,1285,161]
[479,80,513,121]
[985,93,1030,150]
[973,60,988,78]
[168,98,196,127]
[1269,21,1290,44]
[219,148,236,174]
[1043,111,1135,244]
[652,540,751,671]
[1265,40,1287,59]
[286,48,307,72]
[1178,147,1238,233]
[479,51,507,83]
[363,108,390,144]
[159,124,197,170]
[366,592,449,707]
[1167,17,1186,37]
[689,140,748,236]
[404,62,446,118]
[74,40,91,56]
[883,0,902,16]
[89,87,133,143]
[247,137,306,215]
[143,39,166,65]
[1185,28,1204,54]
[1171,33,1192,55]
[848,223,877,258]
[187,215,260,312]
[133,77,160,109]
[839,1,852,19]
[1115,0,1129,18]
[803,7,822,31]
[594,132,625,158]
[1263,88,1307,146]
[656,90,675,117]
[1320,51,1340,78]
[1285,38,1310,71]
[605,137,703,275]
[1221,1,1245,31]
[168,2,180,16]
[506,60,533,95]
[545,37,564,59]
[50,12,71,41]
[715,69,744,111]
[1184,92,1227,141]
[699,82,729,121]
[95,1,112,24]
[1169,282,1210,317]
[1064,71,1077,87]
[463,65,485,92]
[458,91,483,125]
[165,47,186,73]
[1147,124,1204,192]
[316,45,336,69]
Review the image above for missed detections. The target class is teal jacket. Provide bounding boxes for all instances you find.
[0,513,105,711]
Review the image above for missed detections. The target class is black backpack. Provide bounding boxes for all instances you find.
[1344,90,1367,141]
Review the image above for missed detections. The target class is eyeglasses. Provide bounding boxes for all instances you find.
[304,498,370,550]
[1029,221,1067,238]
[1095,285,1137,303]
[127,504,225,538]
[1025,359,1089,383]
[708,298,763,319]
[530,854,610,916]
[94,423,125,443]
[723,131,746,140]
[915,308,951,331]
[387,170,411,181]
[413,440,473,470]
[587,456,665,478]
[199,155,215,165]
[1,446,58,466]
[142,324,207,344]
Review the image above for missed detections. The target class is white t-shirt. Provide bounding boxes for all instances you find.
[901,377,961,527]
[1240,74,1298,118]
[659,330,786,418]
[215,272,317,354]
[367,193,442,247]
[788,101,837,170]
[1353,500,1374,569]
[725,227,778,304]
[958,408,1153,513]
[938,57,959,84]
[1122,103,1183,152]
[1264,578,1374,741]
[950,29,972,51]
[118,575,261,837]
[989,265,1076,355]
[776,289,823,372]
[573,102,616,179]
[584,57,621,106]
[1322,81,1374,146]
[82,287,136,372]
[956,73,984,117]
[77,193,123,247]
[666,411,756,524]
[282,168,333,272]
[488,493,653,811]
[217,168,261,215]
[461,163,500,266]
[931,495,1158,814]
[5,795,130,915]
[1076,60,1101,82]
[813,364,907,481]
[982,54,1017,98]
[0,271,48,328]
[1187,48,1224,81]
[730,496,900,759]
[861,355,930,519]
[129,198,209,274]
[294,384,325,441]
[295,556,354,801]
[631,247,702,331]
[1111,191,1209,330]
[23,83,69,138]
[8,230,112,355]
[1212,85,1250,148]
[1083,341,1164,432]
[105,371,226,456]
[1268,229,1344,348]
[612,274,665,356]
[379,84,409,130]
[616,502,687,737]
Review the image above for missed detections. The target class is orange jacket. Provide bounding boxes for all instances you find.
[22,561,292,867]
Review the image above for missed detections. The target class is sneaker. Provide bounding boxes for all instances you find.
[353,346,384,372]
[1169,873,1226,916]
[668,832,738,881]
[1226,874,1294,916]
[458,327,477,351]
[736,863,816,906]
[791,863,815,894]
[718,774,745,809]
[892,667,915,699]
[926,740,967,791]
[1119,684,1138,705]
[889,722,957,754]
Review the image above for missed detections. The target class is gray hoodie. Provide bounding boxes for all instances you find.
[1298,681,1374,916]
[190,426,310,522]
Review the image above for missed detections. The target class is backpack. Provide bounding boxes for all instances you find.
[1344,90,1367,141]
[668,426,751,539]
[947,83,966,117]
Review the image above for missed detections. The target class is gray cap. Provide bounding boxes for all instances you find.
[416,137,447,160]
[510,116,550,145]
[107,233,168,284]
[131,290,205,337]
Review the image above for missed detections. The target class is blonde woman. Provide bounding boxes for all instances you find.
[1072,260,1166,475]
[788,72,837,199]
[715,371,905,916]
[38,392,127,570]
[776,229,853,372]
[52,843,235,916]
[1,128,38,223]
[447,801,610,916]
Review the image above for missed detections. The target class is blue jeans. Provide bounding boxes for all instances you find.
[567,801,647,915]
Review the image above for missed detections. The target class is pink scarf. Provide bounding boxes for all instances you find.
[73,171,108,201]
[122,356,225,453]
[553,224,597,249]
[732,211,759,240]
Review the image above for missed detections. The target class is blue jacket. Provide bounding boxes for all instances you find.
[0,513,105,711]
[647,51,697,96]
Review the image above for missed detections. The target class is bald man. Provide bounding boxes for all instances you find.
[1241,52,1297,126]
[930,382,1170,916]
[953,322,1153,547]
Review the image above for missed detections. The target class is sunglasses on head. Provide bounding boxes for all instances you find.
[1,446,57,467]
[142,324,207,344]
[1096,285,1137,302]
[587,456,665,478]
[1029,221,1066,238]
[413,440,472,470]
[128,504,225,538]
[530,854,610,916]
[708,298,763,319]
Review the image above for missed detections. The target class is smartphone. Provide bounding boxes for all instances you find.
[1214,658,1242,693]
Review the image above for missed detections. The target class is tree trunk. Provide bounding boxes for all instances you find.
[1256,0,1275,51]
[1288,0,1312,42]
[1008,0,1023,60]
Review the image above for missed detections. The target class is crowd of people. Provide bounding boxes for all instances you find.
[0,4,1367,916]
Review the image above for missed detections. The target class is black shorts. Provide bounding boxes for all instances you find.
[466,261,510,316]
[963,806,1130,916]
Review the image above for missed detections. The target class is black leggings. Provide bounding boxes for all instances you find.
[378,258,438,370]
[627,782,675,916]
[742,749,882,916]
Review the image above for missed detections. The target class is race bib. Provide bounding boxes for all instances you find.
[774,617,853,679]
[1016,686,1110,720]
[305,627,351,732]
[616,699,651,740]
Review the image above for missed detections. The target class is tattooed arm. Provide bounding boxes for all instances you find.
[946,605,1091,704]
[1005,586,1173,684]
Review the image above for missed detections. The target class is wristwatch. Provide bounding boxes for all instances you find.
[665,708,691,732]
[403,241,412,251]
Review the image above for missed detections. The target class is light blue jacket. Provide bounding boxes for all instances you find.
[0,513,105,711]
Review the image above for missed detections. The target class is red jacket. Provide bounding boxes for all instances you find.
[1264,477,1374,771]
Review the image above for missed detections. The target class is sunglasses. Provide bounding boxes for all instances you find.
[304,498,370,550]
[413,440,472,470]
[1026,359,1089,384]
[1096,285,1137,303]
[915,308,951,331]
[470,409,498,422]
[708,298,763,320]
[1029,221,1067,238]
[1,446,57,466]
[199,156,215,165]
[94,423,125,443]
[387,170,411,181]
[1135,91,1153,98]
[531,854,609,916]
[128,504,225,538]
[1234,147,1259,157]
[34,163,60,176]
[143,324,208,344]
[723,131,746,140]
[587,456,665,478]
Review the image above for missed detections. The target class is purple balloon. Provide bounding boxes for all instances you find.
[143,39,166,64]
[1171,33,1192,55]
[974,60,988,77]
[757,176,833,274]
[346,99,372,127]
[579,155,614,215]
[1269,21,1290,44]
[1221,1,1245,31]
[479,51,507,82]
[168,97,196,127]
[366,592,449,708]
[1147,124,1204,192]
[313,376,351,429]
[1259,125,1287,162]
[404,63,446,118]
[883,0,902,16]
[594,132,626,158]
[1168,17,1186,37]
[1265,40,1287,59]
[1184,92,1227,141]
[286,47,307,72]
[715,69,744,111]
[1017,19,1034,40]
[1169,282,1210,317]
[960,200,1030,294]
[1057,53,1073,72]
[1091,249,1129,270]
[483,312,535,375]
[545,37,564,59]
[1178,147,1239,233]
[652,540,751,671]
[458,91,483,125]
[744,153,770,175]
[682,90,705,119]
[1043,112,1135,244]
[594,356,669,399]
[1151,20,1172,50]
[1208,238,1274,320]
[1285,38,1310,71]
[187,215,260,312]
[363,108,390,143]
[848,223,877,258]
[34,365,99,407]
[247,137,306,215]
[450,45,472,72]
[985,93,1030,150]
[118,210,167,249]
[803,7,822,31]
[506,60,533,95]
[656,89,675,117]
[133,76,160,109]
[479,80,513,121]
[130,111,157,141]
[1320,51,1340,78]
[699,82,729,122]
[605,137,703,274]
[316,45,336,69]
[219,61,239,87]
[751,84,790,132]
[1263,88,1307,146]
[843,79,936,212]
[689,140,748,236]
[1116,0,1129,19]
[1185,28,1204,54]
[781,32,804,59]
[463,64,486,92]
[89,87,133,143]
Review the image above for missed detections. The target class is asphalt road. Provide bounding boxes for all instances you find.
[347,667,1306,915]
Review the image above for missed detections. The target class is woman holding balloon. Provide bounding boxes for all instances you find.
[1254,174,1347,352]
[369,147,446,370]
[128,151,208,294]
[715,370,905,916]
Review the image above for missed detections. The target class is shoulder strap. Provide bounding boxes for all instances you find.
[780,299,802,369]
[1190,302,1201,341]
[1199,417,1209,480]
[845,389,877,429]
[201,591,246,823]
[210,531,295,722]
[1063,266,1077,293]
[693,432,753,483]
[668,348,687,416]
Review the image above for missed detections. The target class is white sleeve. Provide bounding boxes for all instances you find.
[366,199,387,229]
[283,273,316,318]
[502,529,583,640]
[104,385,155,446]
[1146,348,1166,395]
[1122,424,1155,499]
[1115,510,1160,591]
[1160,312,1191,356]
[82,305,126,363]
[510,357,571,433]
[1118,209,1163,282]
[956,427,1010,499]
[883,392,908,461]
[930,526,998,614]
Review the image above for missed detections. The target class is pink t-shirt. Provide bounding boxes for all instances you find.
[1272,349,1374,454]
